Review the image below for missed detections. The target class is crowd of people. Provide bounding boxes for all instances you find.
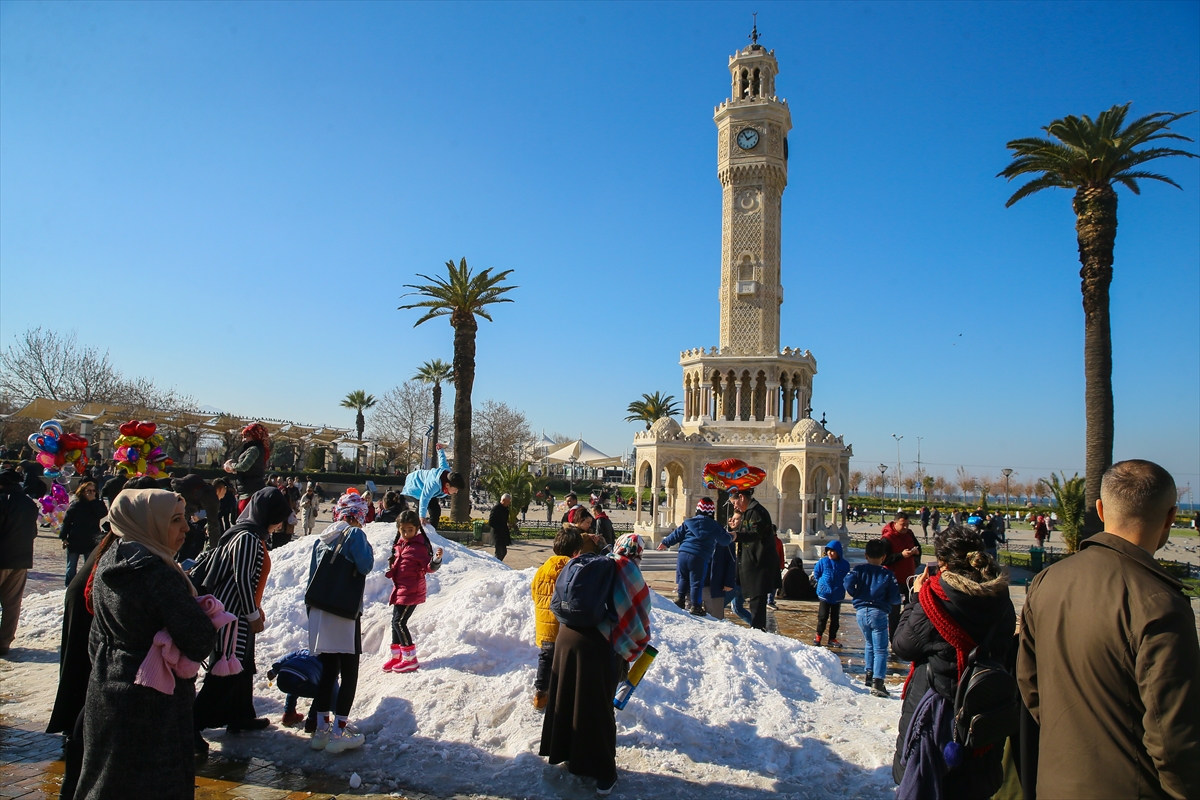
[0,425,1196,799]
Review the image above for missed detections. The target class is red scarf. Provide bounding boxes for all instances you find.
[901,572,976,699]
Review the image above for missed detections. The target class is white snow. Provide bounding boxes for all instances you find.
[6,523,901,798]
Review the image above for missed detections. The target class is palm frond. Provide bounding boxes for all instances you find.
[1004,174,1071,207]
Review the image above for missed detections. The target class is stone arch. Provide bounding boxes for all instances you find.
[662,459,689,528]
[809,464,832,532]
[753,370,767,421]
[779,464,802,536]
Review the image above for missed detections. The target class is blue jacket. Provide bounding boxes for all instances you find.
[705,542,738,599]
[811,540,851,603]
[844,562,902,611]
[661,514,733,559]
[401,449,451,519]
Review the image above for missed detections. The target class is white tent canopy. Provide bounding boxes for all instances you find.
[542,439,623,468]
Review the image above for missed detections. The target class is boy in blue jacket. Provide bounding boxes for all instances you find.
[844,538,901,697]
[811,539,850,647]
[656,497,732,617]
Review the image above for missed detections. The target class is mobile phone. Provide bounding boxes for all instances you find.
[924,565,937,577]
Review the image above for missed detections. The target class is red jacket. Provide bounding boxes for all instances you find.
[385,532,439,606]
[881,521,921,587]
[774,536,785,573]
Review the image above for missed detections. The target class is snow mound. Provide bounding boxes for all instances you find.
[12,525,902,797]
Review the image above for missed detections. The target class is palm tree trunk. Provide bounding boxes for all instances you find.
[451,319,477,522]
[1074,185,1117,538]
[431,384,441,468]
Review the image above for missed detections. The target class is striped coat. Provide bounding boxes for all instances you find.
[202,528,266,664]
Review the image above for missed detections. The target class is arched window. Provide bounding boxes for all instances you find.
[752,68,761,97]
[739,69,749,99]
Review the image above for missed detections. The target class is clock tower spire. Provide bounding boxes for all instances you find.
[714,38,791,354]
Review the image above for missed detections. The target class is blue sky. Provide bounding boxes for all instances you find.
[2,1,1197,491]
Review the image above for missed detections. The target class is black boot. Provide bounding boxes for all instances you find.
[871,678,889,698]
[193,729,209,760]
[674,595,686,609]
[864,672,873,687]
[690,605,708,618]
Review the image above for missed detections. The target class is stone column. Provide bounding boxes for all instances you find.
[700,386,711,421]
[800,495,810,536]
[766,381,779,421]
[650,473,659,532]
[634,462,643,527]
[734,378,744,420]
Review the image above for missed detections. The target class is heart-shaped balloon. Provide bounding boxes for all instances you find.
[119,420,140,437]
[43,437,59,454]
[135,422,156,439]
[40,420,63,440]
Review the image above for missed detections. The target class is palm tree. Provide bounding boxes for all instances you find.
[413,358,454,468]
[340,390,377,441]
[1040,472,1087,553]
[482,462,534,529]
[624,391,682,429]
[999,103,1196,535]
[340,390,377,472]
[400,258,516,522]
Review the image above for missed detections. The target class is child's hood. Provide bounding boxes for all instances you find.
[824,539,843,558]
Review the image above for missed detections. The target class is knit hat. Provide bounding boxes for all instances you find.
[614,533,645,560]
[695,497,716,517]
[334,491,370,522]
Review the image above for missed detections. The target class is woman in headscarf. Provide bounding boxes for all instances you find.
[193,486,290,746]
[222,422,271,513]
[306,491,375,753]
[540,532,652,796]
[76,489,216,800]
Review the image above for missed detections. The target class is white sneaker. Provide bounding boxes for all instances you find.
[310,727,330,751]
[325,723,364,753]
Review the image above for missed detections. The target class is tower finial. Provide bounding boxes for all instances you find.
[749,13,759,45]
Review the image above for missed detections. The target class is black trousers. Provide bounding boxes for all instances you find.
[314,653,359,717]
[745,594,769,631]
[816,600,841,639]
[391,604,417,647]
[495,543,508,562]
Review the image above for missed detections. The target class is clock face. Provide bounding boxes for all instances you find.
[736,127,760,150]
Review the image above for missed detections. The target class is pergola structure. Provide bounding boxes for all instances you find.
[2,398,354,470]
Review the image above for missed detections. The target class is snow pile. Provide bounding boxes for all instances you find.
[9,524,902,798]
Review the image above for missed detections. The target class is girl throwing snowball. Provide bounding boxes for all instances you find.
[383,510,443,673]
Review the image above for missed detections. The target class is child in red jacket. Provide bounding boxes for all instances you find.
[382,511,442,673]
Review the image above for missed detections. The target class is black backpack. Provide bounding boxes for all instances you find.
[551,553,615,628]
[952,628,1020,749]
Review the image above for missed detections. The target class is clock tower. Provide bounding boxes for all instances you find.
[714,42,791,354]
[633,32,852,556]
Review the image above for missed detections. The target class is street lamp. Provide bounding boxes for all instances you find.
[892,434,904,504]
[568,454,578,493]
[878,463,889,523]
[1001,468,1014,521]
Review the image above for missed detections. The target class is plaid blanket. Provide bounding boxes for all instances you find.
[598,554,652,662]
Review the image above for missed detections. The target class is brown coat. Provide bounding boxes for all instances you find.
[1018,532,1200,800]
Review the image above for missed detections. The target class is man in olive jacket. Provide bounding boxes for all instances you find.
[1018,460,1199,800]
[730,487,780,631]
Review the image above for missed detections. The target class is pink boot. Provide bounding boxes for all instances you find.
[382,644,405,672]
[394,644,419,673]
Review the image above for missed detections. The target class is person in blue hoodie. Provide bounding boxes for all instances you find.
[844,538,902,697]
[401,443,466,525]
[811,539,850,647]
[656,497,733,617]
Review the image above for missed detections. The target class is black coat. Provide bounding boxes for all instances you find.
[47,537,113,734]
[0,483,39,570]
[60,498,107,555]
[173,475,223,550]
[78,541,216,799]
[488,503,511,546]
[736,500,780,598]
[891,569,1014,792]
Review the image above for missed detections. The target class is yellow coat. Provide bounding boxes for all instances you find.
[532,555,570,646]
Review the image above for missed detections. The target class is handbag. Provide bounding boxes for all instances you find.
[304,530,365,619]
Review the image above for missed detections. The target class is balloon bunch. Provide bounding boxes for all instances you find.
[39,482,70,531]
[702,458,766,492]
[113,420,173,478]
[27,420,89,478]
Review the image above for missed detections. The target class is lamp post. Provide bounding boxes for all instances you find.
[568,454,577,493]
[892,434,904,504]
[878,463,889,523]
[916,436,924,500]
[1001,468,1014,522]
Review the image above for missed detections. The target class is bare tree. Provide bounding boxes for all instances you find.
[473,399,533,472]
[848,470,865,495]
[0,327,128,404]
[956,466,975,503]
[368,381,434,472]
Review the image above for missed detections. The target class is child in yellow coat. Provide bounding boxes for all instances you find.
[530,526,584,709]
